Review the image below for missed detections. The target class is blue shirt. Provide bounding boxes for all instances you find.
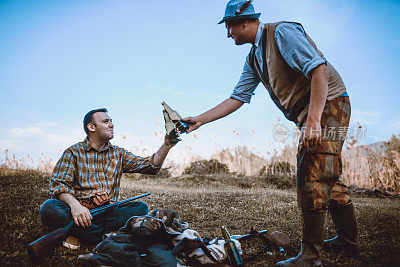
[230,22,328,103]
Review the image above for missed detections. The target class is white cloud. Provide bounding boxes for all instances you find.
[146,84,184,96]
[0,122,84,165]
[9,126,45,137]
[144,84,226,100]
[351,110,380,126]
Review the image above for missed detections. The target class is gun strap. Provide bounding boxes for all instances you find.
[177,238,219,266]
[241,230,272,263]
[196,238,220,263]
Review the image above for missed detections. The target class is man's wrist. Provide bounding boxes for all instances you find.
[162,142,174,149]
[196,116,205,125]
[306,116,320,124]
[306,110,322,123]
[59,192,82,208]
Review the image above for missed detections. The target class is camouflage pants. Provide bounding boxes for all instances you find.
[296,96,352,211]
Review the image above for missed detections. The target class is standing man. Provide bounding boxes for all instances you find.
[184,1,358,266]
[40,108,177,248]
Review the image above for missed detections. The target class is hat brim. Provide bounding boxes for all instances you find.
[218,13,261,24]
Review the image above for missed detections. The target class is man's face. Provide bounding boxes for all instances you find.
[226,21,248,45]
[89,112,114,141]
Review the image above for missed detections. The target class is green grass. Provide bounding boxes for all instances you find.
[1,167,399,266]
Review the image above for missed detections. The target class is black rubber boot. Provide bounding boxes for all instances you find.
[276,210,326,267]
[323,202,358,254]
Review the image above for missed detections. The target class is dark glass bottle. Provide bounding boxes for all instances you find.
[221,226,244,267]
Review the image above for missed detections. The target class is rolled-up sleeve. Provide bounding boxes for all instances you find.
[50,149,76,198]
[275,23,326,78]
[230,54,260,103]
[121,149,160,175]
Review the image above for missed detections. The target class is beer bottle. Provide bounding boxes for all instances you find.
[221,226,244,267]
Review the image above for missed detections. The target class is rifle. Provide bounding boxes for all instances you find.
[232,228,290,262]
[27,192,151,263]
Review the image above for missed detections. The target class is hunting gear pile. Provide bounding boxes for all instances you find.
[77,209,291,266]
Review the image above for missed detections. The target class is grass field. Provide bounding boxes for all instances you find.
[1,167,400,266]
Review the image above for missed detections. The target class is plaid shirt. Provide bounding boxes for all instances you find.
[50,138,160,202]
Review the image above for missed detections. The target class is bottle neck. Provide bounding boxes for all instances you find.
[221,226,231,240]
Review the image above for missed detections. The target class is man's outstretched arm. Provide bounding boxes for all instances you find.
[153,134,177,167]
[183,97,244,133]
[122,134,177,174]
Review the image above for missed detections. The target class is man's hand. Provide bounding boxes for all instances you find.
[301,118,322,148]
[164,133,178,148]
[59,192,93,228]
[182,116,203,133]
[70,202,92,228]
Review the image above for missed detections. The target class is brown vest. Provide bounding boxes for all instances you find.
[250,22,346,123]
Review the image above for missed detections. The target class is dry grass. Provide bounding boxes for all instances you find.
[211,134,400,193]
[1,167,399,266]
[1,133,400,192]
[342,135,400,191]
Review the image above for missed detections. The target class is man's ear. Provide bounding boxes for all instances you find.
[87,123,96,133]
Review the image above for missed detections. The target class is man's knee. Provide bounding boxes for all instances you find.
[330,179,352,206]
[297,182,331,212]
[40,199,60,221]
[39,199,71,228]
[122,201,149,216]
[102,201,149,230]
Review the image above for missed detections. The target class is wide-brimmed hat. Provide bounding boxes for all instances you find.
[218,0,261,24]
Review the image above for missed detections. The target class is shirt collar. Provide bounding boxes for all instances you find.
[83,137,111,152]
[253,22,264,47]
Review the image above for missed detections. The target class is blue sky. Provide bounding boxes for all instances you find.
[1,0,399,166]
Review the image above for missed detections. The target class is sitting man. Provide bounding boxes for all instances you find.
[40,108,177,248]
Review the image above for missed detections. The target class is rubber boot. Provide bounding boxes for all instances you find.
[276,210,326,267]
[323,202,358,254]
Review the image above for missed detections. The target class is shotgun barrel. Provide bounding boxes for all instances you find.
[232,229,268,240]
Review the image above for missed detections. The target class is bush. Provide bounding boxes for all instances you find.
[183,159,230,175]
[259,161,295,177]
[259,173,296,189]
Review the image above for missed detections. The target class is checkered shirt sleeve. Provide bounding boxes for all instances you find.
[49,148,76,198]
[121,148,160,175]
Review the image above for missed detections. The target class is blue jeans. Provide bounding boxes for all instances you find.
[39,199,149,245]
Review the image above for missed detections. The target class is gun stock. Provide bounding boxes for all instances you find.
[27,221,75,263]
